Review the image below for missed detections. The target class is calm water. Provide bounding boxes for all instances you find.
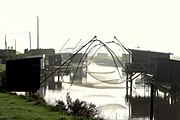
[43,64,151,120]
[30,63,180,120]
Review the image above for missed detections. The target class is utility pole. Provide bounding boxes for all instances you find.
[29,31,31,50]
[15,39,16,50]
[5,35,7,50]
[37,16,39,49]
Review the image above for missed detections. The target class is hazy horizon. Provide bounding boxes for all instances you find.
[1,0,180,56]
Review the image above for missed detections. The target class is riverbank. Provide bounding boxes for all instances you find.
[0,92,85,120]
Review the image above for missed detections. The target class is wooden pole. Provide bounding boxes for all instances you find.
[130,75,132,97]
[150,82,154,120]
[126,73,129,97]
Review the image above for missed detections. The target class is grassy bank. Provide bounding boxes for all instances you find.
[0,92,81,120]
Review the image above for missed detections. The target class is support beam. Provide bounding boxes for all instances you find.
[126,73,129,98]
[130,79,132,96]
[150,83,154,120]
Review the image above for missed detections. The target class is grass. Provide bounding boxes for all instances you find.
[0,92,81,120]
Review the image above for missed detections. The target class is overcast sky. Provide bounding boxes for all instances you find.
[0,0,180,56]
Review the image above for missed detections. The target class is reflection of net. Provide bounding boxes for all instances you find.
[87,70,125,84]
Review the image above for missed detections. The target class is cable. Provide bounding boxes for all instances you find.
[70,38,98,86]
[0,32,29,35]
[40,36,97,85]
[85,39,124,83]
[58,38,70,53]
[114,36,151,74]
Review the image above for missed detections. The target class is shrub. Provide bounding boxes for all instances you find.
[55,92,101,119]
[28,93,46,106]
[54,100,67,112]
[26,92,102,119]
[67,92,100,119]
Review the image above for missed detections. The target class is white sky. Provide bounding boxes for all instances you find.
[0,0,180,56]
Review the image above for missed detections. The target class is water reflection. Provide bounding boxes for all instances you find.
[40,64,180,119]
[127,96,180,120]
[44,81,129,119]
[97,104,128,119]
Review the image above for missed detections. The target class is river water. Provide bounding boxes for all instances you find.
[16,63,180,119]
[43,63,151,120]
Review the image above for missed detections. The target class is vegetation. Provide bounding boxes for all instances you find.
[61,93,101,119]
[0,92,72,120]
[0,91,102,120]
[0,63,5,73]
